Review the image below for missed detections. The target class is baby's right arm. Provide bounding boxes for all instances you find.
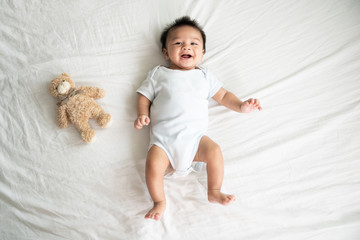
[134,94,151,130]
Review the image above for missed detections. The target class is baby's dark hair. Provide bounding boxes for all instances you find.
[160,16,206,53]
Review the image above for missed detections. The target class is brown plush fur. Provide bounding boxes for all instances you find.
[49,73,112,143]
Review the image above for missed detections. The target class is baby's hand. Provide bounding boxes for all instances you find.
[134,114,150,130]
[240,98,262,113]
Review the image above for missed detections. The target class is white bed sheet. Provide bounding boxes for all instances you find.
[1,0,360,239]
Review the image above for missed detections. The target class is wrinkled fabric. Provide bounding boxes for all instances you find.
[1,0,360,239]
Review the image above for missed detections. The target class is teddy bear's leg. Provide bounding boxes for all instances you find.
[76,121,96,143]
[92,105,112,128]
[99,113,112,128]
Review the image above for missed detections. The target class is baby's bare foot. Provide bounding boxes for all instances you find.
[208,190,235,205]
[145,201,166,220]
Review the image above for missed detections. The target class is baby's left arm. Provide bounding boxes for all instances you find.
[212,87,262,113]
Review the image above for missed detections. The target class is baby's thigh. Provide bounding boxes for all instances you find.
[146,145,171,173]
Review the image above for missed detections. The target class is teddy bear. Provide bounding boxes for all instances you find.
[49,73,112,143]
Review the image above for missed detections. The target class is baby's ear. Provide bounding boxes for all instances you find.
[163,48,169,60]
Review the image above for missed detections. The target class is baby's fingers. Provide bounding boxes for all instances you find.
[140,116,150,126]
[245,98,253,105]
[243,98,262,112]
[134,115,150,130]
[134,119,143,129]
[254,99,262,111]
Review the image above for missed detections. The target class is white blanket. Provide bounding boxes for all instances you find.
[1,0,360,239]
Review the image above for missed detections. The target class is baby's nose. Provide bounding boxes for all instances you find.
[182,45,191,50]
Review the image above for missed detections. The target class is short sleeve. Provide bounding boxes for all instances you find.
[136,68,157,102]
[205,69,223,99]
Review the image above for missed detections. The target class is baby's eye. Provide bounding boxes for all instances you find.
[191,42,198,45]
[174,42,182,45]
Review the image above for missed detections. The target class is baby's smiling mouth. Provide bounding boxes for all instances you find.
[181,54,192,59]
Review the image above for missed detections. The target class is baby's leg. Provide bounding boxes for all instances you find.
[194,136,235,205]
[145,145,170,220]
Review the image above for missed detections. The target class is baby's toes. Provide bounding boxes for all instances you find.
[154,213,161,220]
[224,195,235,205]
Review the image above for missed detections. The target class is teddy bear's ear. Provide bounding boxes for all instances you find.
[61,73,70,77]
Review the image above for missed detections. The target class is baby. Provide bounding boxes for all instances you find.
[134,16,261,221]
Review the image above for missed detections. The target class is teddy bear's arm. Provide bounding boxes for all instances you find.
[78,86,105,99]
[56,105,69,128]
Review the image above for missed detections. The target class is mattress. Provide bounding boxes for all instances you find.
[1,0,360,239]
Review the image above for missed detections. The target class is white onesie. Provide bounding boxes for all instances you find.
[137,65,222,177]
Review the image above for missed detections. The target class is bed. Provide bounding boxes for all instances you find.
[1,0,360,239]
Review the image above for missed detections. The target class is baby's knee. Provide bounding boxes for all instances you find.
[211,143,222,157]
[145,154,169,175]
[203,143,222,161]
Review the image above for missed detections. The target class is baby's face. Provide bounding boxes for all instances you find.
[163,26,204,70]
